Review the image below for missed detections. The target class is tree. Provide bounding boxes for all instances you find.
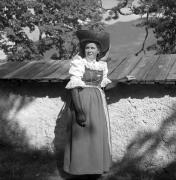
[102,0,176,54]
[0,0,104,61]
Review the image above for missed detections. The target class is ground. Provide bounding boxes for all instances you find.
[0,141,167,180]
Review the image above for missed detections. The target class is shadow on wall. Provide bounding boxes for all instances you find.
[0,81,34,150]
[0,80,68,149]
[0,80,68,180]
[53,83,176,180]
[53,90,72,180]
[102,107,176,180]
[105,83,176,105]
[103,84,176,180]
[2,80,176,180]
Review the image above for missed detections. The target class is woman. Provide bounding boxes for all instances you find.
[63,30,134,178]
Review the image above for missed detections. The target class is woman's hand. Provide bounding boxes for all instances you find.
[75,111,86,127]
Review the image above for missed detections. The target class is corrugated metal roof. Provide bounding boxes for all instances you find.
[0,54,176,83]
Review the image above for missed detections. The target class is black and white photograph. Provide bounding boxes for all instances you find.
[0,0,176,180]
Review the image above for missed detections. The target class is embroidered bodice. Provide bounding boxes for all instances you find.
[82,67,103,86]
[66,55,111,89]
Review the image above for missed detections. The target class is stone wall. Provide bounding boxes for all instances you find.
[106,84,176,176]
[1,81,176,174]
[0,81,66,151]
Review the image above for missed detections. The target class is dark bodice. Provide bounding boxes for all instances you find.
[82,67,103,86]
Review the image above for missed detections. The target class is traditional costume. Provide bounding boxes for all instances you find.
[63,30,112,175]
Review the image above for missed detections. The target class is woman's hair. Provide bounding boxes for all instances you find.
[79,41,101,61]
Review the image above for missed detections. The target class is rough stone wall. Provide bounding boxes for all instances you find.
[106,84,176,175]
[1,81,176,173]
[0,81,66,151]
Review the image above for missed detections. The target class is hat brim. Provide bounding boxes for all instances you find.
[76,30,110,56]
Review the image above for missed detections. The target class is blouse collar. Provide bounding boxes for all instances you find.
[85,58,96,64]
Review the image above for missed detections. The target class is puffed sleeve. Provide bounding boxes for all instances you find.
[65,55,86,89]
[101,62,112,88]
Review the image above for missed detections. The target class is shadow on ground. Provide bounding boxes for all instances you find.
[0,142,60,180]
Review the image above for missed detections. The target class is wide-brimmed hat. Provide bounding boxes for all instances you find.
[76,30,110,58]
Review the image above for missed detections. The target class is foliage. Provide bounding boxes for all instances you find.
[131,0,176,54]
[106,0,176,54]
[0,0,104,61]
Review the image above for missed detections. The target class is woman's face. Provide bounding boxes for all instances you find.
[85,42,100,61]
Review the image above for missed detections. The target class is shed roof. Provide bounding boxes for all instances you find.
[108,54,176,83]
[0,54,176,84]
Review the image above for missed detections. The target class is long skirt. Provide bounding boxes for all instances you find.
[63,87,112,175]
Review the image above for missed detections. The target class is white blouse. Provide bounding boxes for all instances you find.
[66,55,111,89]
